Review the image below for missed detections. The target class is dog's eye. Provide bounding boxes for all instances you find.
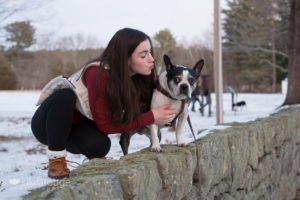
[174,77,181,84]
[188,78,195,85]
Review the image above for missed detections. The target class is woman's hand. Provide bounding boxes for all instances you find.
[151,104,177,125]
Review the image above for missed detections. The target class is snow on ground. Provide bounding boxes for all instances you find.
[0,91,285,199]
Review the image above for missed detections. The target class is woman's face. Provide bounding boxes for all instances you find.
[128,39,155,76]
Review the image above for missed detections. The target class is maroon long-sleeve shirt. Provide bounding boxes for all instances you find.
[74,65,154,134]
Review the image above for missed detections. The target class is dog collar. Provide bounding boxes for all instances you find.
[156,83,179,101]
[156,83,187,127]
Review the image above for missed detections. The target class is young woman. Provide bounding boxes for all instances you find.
[31,28,176,179]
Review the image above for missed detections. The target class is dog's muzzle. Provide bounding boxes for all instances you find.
[180,84,189,96]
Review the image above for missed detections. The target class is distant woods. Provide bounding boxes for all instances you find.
[0,0,293,92]
[223,0,290,93]
[0,26,213,90]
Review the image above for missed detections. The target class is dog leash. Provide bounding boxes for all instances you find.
[165,100,186,127]
[156,81,202,197]
[187,115,202,198]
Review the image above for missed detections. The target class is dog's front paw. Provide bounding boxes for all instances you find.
[150,144,162,152]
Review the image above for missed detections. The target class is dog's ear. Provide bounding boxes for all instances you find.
[193,59,204,77]
[163,54,174,70]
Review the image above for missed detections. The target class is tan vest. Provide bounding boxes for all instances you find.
[37,62,101,120]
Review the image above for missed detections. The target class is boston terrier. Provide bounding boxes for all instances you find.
[149,55,204,152]
[119,54,204,154]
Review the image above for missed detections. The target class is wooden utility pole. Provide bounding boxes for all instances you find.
[283,0,300,105]
[214,0,223,124]
[271,28,277,93]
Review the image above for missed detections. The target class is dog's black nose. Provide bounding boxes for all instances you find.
[180,84,189,93]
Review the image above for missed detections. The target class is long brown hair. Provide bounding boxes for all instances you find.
[88,28,156,123]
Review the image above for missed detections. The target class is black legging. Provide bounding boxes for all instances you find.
[31,89,111,159]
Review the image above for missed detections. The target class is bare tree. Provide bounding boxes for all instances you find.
[0,0,49,50]
[283,0,300,104]
[0,0,47,26]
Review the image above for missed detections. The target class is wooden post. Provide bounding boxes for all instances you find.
[214,0,224,124]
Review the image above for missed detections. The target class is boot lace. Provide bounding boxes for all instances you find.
[42,158,81,170]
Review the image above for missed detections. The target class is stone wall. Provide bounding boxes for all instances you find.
[24,107,300,200]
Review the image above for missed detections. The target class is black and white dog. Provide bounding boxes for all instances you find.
[233,100,247,111]
[150,55,204,152]
[119,55,204,154]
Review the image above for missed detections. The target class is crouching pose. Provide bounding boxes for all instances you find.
[31,28,176,179]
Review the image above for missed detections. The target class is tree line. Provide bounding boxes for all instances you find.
[223,0,290,93]
[0,0,294,94]
[0,25,213,90]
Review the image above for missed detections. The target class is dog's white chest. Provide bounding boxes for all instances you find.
[151,89,183,113]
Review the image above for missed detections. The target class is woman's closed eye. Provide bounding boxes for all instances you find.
[139,50,151,59]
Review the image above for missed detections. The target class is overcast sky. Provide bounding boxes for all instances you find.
[5,0,227,47]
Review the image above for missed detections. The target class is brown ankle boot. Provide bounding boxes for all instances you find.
[48,157,70,179]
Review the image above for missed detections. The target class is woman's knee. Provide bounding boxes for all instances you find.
[52,89,76,106]
[31,108,47,145]
[31,121,48,145]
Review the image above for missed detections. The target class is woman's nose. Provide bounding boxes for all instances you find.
[148,54,154,62]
